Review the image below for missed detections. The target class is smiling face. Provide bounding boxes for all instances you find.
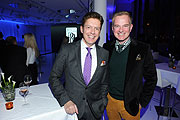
[112,15,133,43]
[80,18,101,47]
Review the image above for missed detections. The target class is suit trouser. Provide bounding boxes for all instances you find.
[106,94,140,120]
[79,101,101,120]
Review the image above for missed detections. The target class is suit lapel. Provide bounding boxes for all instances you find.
[74,41,86,85]
[88,45,102,86]
[125,40,139,83]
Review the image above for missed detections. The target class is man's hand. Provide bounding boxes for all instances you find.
[64,101,79,115]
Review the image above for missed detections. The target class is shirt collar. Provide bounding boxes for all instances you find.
[81,39,95,50]
[115,38,131,52]
[115,38,131,46]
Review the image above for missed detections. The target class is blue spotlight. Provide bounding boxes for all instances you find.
[0,20,24,24]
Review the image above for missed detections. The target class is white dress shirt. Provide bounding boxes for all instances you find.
[26,47,36,66]
[81,39,97,79]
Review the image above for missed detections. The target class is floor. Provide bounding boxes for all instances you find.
[37,53,180,120]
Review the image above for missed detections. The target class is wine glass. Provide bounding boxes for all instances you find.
[24,75,32,94]
[19,82,29,105]
[24,75,32,87]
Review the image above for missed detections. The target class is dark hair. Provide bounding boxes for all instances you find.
[5,36,17,45]
[0,32,3,38]
[82,12,104,29]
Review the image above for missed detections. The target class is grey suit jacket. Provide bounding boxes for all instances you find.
[49,40,109,119]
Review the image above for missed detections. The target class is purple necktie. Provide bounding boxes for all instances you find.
[83,47,92,85]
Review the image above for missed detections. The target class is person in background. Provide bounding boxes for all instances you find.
[103,11,157,120]
[0,32,6,71]
[0,32,5,42]
[0,67,2,81]
[4,36,27,88]
[49,12,109,120]
[24,33,39,85]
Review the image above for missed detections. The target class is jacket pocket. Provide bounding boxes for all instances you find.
[127,98,139,116]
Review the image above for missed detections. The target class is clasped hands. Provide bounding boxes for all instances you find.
[64,100,79,115]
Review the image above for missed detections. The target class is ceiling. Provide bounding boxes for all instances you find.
[0,0,91,25]
[0,0,135,26]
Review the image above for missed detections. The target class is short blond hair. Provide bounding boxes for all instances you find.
[112,11,132,26]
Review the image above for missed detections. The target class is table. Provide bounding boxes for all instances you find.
[0,83,78,120]
[155,63,180,118]
[156,63,180,94]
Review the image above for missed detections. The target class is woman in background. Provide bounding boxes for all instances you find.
[24,33,39,85]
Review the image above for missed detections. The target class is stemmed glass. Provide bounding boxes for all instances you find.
[24,75,32,94]
[19,82,29,105]
[24,75,32,87]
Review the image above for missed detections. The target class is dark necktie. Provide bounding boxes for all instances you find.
[117,44,125,53]
[83,47,92,85]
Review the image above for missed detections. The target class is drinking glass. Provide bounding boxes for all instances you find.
[24,75,32,87]
[24,75,32,94]
[19,82,29,105]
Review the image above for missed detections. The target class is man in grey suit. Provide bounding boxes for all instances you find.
[49,12,109,120]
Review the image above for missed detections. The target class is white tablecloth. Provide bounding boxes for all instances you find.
[156,63,180,95]
[0,83,78,120]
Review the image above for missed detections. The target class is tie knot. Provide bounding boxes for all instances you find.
[86,47,91,53]
[116,44,125,53]
[119,44,124,49]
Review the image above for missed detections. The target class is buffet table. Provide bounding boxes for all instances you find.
[0,83,78,120]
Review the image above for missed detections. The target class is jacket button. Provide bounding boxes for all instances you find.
[83,98,85,100]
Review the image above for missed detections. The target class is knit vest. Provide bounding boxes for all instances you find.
[109,46,129,100]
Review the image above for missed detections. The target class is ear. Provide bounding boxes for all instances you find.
[112,25,114,32]
[80,26,83,33]
[130,24,133,32]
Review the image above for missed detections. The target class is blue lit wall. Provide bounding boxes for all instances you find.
[0,21,26,43]
[0,21,52,54]
[115,0,135,12]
